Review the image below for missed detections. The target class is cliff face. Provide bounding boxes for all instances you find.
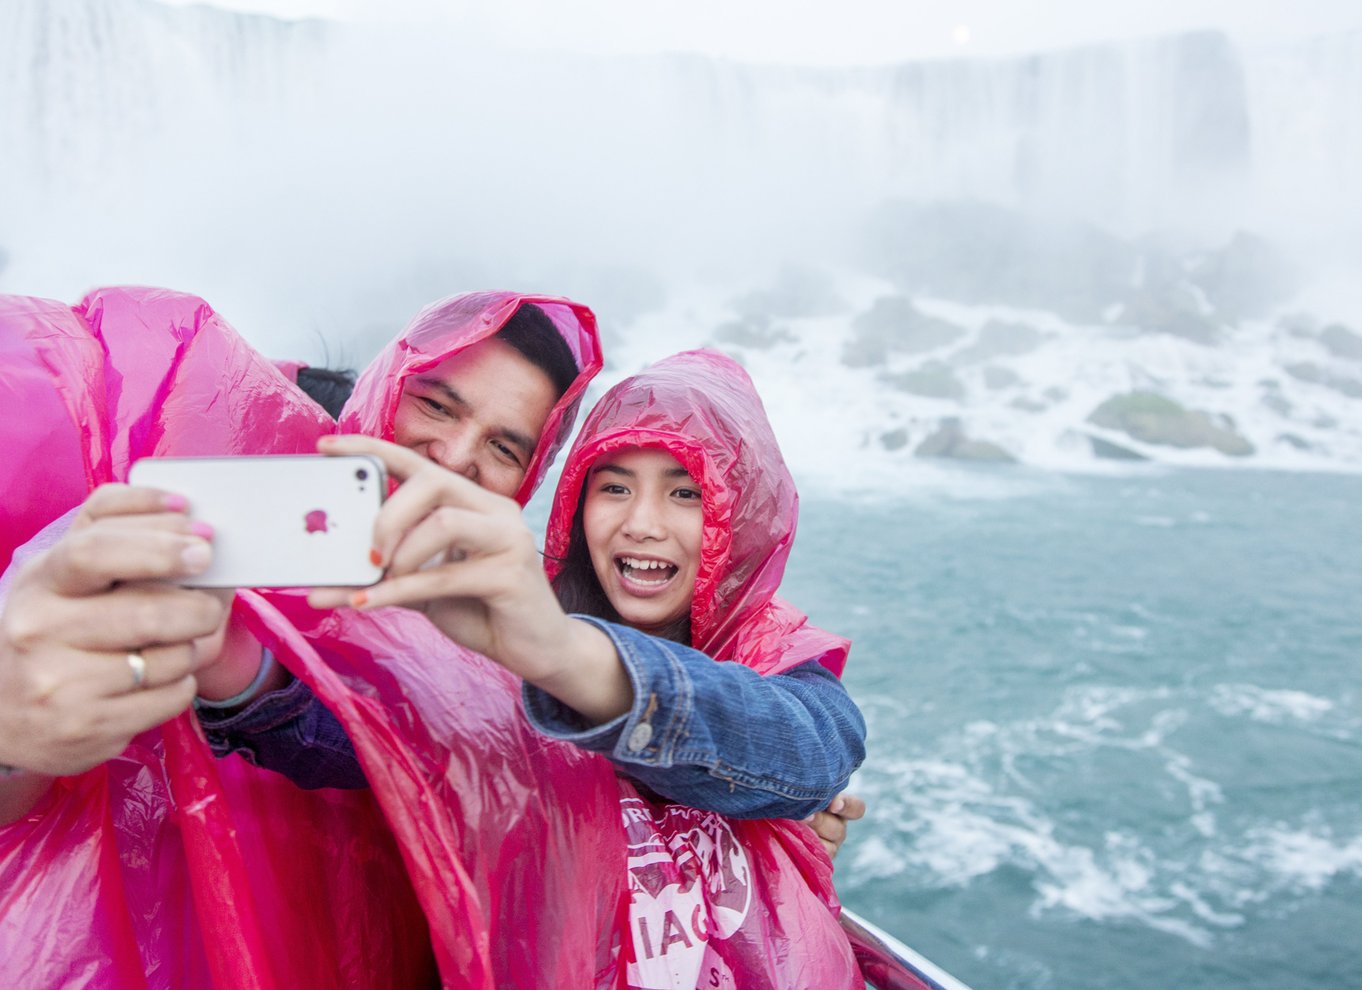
[4,2,1356,248]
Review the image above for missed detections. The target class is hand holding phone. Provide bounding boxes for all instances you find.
[127,454,386,588]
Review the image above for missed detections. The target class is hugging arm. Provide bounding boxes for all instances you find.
[523,618,866,820]
[197,673,369,789]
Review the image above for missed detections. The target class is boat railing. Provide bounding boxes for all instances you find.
[840,908,975,990]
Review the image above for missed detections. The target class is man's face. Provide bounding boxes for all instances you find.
[392,337,559,499]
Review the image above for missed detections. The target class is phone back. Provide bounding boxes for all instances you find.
[128,455,386,588]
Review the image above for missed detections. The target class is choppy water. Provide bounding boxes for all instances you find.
[783,468,1362,990]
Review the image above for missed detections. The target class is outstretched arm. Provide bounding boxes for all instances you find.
[307,434,634,725]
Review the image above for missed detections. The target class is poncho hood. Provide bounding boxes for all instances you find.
[545,350,848,676]
[339,291,602,506]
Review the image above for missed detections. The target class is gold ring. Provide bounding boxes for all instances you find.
[126,651,148,690]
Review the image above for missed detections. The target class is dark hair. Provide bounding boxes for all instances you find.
[296,366,357,419]
[550,500,694,646]
[493,303,578,400]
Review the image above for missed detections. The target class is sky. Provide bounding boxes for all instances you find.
[164,0,1361,64]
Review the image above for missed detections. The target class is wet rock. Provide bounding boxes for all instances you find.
[1321,324,1362,362]
[1087,391,1254,456]
[1277,312,1319,338]
[1285,363,1362,399]
[713,314,797,349]
[951,320,1043,365]
[1185,231,1297,322]
[842,296,965,368]
[1088,436,1148,460]
[880,427,910,452]
[1260,390,1293,417]
[915,418,1016,462]
[882,361,966,400]
[983,366,1022,389]
[1119,276,1225,345]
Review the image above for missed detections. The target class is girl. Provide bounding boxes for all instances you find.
[314,348,867,987]
[315,349,865,818]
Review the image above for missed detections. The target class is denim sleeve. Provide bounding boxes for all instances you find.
[521,616,866,820]
[195,676,368,790]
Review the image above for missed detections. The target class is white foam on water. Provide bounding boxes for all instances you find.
[1238,824,1362,892]
[853,750,1239,948]
[1208,684,1335,724]
[847,683,1289,946]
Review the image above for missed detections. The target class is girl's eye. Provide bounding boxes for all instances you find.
[600,482,629,496]
[674,487,702,501]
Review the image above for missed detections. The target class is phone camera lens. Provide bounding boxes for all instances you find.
[356,468,369,482]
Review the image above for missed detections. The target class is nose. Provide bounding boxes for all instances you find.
[621,496,666,542]
[426,432,479,482]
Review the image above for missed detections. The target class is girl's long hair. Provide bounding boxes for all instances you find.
[550,497,693,647]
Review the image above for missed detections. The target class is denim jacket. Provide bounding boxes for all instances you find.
[198,617,865,819]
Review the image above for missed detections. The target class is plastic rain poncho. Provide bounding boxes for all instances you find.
[2,290,865,989]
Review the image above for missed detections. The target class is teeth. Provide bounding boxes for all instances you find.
[619,557,677,586]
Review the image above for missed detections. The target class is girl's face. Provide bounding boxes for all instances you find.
[582,448,704,636]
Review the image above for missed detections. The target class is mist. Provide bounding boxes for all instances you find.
[4,0,1361,479]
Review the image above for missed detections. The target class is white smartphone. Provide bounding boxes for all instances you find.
[127,454,387,588]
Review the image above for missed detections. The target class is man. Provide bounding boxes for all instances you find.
[188,299,583,759]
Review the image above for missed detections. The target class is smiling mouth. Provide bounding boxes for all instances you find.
[616,555,679,588]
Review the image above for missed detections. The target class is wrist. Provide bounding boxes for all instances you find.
[530,618,633,726]
[195,616,268,701]
[195,647,283,711]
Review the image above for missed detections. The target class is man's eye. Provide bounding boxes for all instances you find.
[491,440,522,466]
[419,396,447,416]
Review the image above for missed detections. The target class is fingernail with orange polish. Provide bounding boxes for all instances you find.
[351,590,369,608]
[369,547,383,567]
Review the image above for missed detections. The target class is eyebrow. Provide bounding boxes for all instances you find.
[590,463,694,480]
[412,377,538,459]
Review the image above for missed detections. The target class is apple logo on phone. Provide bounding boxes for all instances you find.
[304,509,330,534]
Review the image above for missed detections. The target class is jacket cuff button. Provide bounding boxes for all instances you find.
[626,722,654,752]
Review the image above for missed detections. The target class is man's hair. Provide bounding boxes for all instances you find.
[492,303,578,400]
[292,302,575,420]
[296,366,357,418]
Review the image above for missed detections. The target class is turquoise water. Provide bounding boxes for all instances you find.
[784,469,1362,990]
